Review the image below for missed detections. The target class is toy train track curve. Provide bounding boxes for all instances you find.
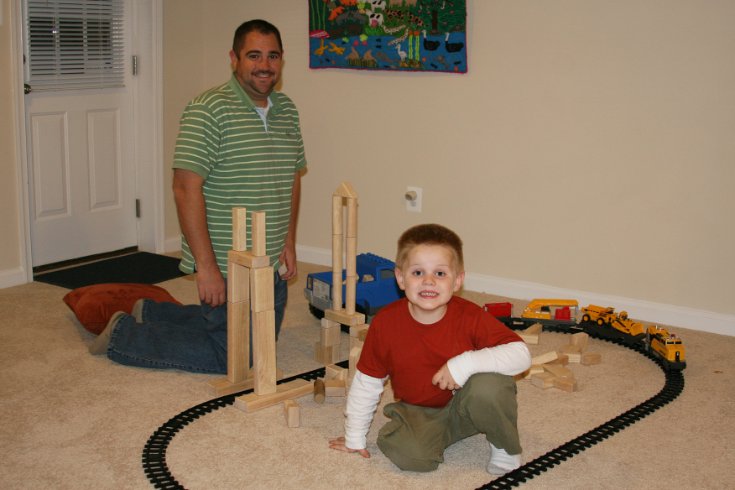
[141,330,684,490]
[477,325,685,489]
[141,366,330,489]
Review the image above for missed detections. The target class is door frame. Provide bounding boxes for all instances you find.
[11,0,165,282]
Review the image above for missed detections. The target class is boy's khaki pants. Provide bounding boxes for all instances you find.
[376,372,521,472]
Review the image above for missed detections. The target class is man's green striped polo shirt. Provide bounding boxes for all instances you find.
[173,76,307,276]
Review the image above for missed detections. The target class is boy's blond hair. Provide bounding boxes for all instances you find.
[395,224,464,272]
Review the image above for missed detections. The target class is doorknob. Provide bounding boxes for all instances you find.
[24,84,32,94]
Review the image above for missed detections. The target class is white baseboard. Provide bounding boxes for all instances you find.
[297,245,734,337]
[296,245,332,267]
[0,266,31,289]
[463,272,734,337]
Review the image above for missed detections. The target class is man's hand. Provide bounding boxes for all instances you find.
[328,437,370,458]
[432,364,460,391]
[278,243,297,280]
[195,264,226,307]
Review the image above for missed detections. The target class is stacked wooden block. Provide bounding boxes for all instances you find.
[522,332,601,393]
[315,318,342,364]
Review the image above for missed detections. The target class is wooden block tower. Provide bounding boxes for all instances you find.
[315,183,369,371]
[209,208,312,411]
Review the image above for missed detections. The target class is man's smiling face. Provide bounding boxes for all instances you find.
[230,31,283,107]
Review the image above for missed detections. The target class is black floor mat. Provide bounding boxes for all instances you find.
[34,252,186,289]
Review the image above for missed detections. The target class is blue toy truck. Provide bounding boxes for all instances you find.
[304,253,403,325]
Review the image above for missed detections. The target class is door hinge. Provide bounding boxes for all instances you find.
[135,199,141,218]
[132,55,139,76]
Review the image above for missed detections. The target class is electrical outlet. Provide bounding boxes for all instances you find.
[405,186,423,213]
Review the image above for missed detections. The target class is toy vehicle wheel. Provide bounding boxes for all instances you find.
[308,304,325,320]
[597,318,606,326]
[582,314,591,322]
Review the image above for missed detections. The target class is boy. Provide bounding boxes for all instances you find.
[328,224,531,475]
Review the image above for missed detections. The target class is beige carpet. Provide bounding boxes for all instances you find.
[0,262,733,489]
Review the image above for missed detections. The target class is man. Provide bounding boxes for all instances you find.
[90,20,307,374]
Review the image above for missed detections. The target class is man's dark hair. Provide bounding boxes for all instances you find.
[232,19,283,57]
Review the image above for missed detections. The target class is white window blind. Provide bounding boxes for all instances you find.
[25,0,125,91]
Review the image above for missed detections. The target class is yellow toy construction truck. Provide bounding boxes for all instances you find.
[582,305,645,340]
[581,304,616,325]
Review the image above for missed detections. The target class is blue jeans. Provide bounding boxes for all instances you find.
[106,270,288,373]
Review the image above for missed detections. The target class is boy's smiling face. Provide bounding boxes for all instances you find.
[395,244,465,324]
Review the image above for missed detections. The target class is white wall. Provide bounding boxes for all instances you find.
[160,0,734,334]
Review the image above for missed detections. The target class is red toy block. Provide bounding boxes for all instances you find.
[484,302,512,317]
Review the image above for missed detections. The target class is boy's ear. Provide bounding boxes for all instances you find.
[394,268,406,290]
[453,271,465,292]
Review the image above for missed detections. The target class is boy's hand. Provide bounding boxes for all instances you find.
[432,364,460,391]
[328,437,371,458]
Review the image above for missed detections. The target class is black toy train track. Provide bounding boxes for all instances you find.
[141,327,685,489]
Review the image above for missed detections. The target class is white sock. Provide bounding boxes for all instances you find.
[487,442,522,475]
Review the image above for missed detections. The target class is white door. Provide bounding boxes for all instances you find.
[23,0,137,267]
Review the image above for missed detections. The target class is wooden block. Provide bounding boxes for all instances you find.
[226,299,250,383]
[581,352,602,366]
[552,376,578,392]
[228,250,270,269]
[346,198,358,234]
[325,364,348,381]
[235,378,313,412]
[250,266,274,313]
[313,378,325,404]
[349,324,369,351]
[209,376,254,397]
[560,345,582,364]
[561,344,582,354]
[283,399,300,428]
[322,318,341,330]
[529,364,545,376]
[209,368,284,397]
[227,260,250,303]
[531,372,555,389]
[226,257,250,384]
[548,354,569,366]
[570,332,590,351]
[334,181,358,198]
[325,309,365,326]
[345,274,357,315]
[524,323,543,335]
[531,351,559,366]
[314,342,340,364]
[250,211,267,257]
[321,319,342,347]
[324,379,347,397]
[252,310,277,396]
[543,363,574,379]
[519,333,539,345]
[565,352,582,364]
[515,364,544,381]
[231,207,248,251]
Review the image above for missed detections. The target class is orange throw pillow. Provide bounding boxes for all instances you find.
[63,283,182,334]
